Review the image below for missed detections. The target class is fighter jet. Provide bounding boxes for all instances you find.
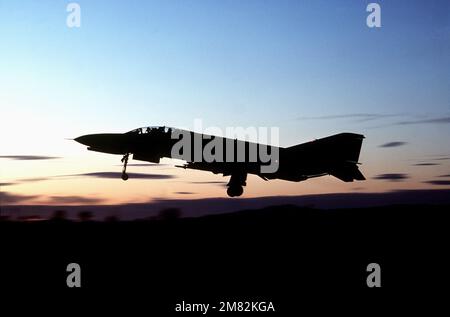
[75,126,365,197]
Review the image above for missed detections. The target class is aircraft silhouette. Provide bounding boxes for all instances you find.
[75,127,365,197]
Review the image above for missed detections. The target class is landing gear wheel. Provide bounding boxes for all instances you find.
[121,153,130,181]
[227,185,243,197]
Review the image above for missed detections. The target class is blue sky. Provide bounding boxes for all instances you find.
[1,1,449,129]
[0,0,449,205]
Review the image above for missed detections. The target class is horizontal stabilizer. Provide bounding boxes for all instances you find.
[330,165,366,182]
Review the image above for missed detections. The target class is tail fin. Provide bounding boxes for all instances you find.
[321,133,365,182]
[315,132,364,164]
[286,133,365,182]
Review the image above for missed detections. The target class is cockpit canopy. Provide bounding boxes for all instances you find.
[126,126,172,135]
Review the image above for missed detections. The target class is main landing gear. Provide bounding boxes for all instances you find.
[121,153,129,180]
[227,185,244,197]
[226,173,247,197]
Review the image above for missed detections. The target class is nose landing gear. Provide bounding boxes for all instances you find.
[121,153,129,180]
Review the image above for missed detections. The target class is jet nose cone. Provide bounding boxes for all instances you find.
[74,133,127,155]
[74,135,93,146]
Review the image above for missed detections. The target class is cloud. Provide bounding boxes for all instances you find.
[6,176,60,185]
[433,157,450,161]
[18,177,52,182]
[0,192,39,204]
[9,171,176,185]
[297,113,400,122]
[174,191,195,195]
[438,174,450,177]
[373,173,409,181]
[366,114,450,129]
[0,182,15,187]
[113,163,169,167]
[48,195,104,204]
[0,155,60,160]
[413,163,440,166]
[424,180,450,186]
[396,116,450,125]
[188,180,228,188]
[406,155,450,162]
[189,181,227,184]
[70,172,176,179]
[379,141,407,148]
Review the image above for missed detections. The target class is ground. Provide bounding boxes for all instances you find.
[1,204,448,313]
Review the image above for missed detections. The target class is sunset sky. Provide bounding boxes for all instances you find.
[1,0,449,207]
